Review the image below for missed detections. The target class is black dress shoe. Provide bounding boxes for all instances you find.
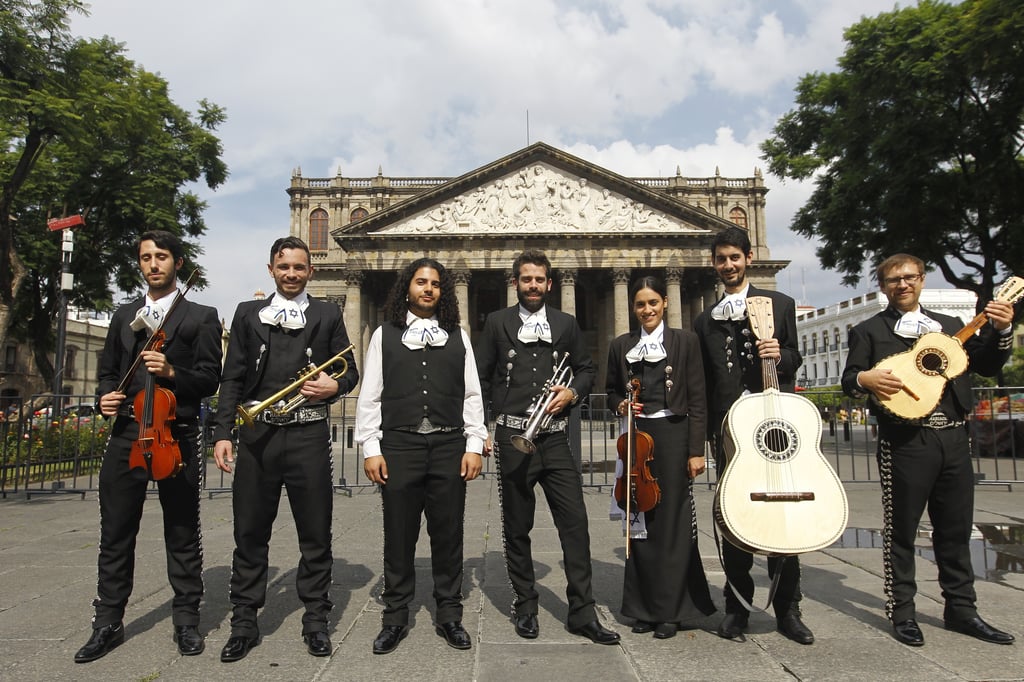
[653,623,678,640]
[892,619,924,646]
[716,612,749,639]
[436,621,472,650]
[220,635,259,663]
[570,620,621,645]
[514,613,539,639]
[303,631,332,657]
[173,625,204,656]
[74,622,125,663]
[945,616,1015,645]
[631,620,655,634]
[778,613,814,645]
[373,625,409,655]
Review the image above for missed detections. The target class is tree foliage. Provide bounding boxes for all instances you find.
[761,0,1024,309]
[0,0,228,384]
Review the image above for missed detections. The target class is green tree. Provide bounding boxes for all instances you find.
[0,0,228,383]
[761,0,1024,309]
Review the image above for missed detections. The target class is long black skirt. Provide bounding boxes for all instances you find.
[620,414,716,625]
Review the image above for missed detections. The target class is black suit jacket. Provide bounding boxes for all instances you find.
[97,296,222,422]
[693,285,802,438]
[211,296,358,442]
[605,327,707,457]
[475,305,594,417]
[841,305,1011,423]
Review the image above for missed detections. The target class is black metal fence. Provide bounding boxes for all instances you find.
[2,388,1021,498]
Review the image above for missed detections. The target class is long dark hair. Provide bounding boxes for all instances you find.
[384,257,461,332]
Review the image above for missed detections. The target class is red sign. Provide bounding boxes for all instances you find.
[47,215,85,231]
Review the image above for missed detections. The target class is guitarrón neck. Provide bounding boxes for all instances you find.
[954,311,992,344]
[761,357,781,392]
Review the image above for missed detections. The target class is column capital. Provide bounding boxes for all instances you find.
[612,268,631,285]
[665,267,682,284]
[344,269,365,287]
[452,269,472,286]
[559,269,577,286]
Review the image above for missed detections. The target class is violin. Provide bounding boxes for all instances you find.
[128,330,183,480]
[120,271,197,481]
[614,378,661,557]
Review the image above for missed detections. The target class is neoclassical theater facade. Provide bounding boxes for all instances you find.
[286,142,789,391]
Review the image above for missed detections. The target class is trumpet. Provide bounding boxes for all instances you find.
[237,344,354,427]
[510,353,573,455]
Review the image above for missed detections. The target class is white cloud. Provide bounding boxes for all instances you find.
[70,0,906,319]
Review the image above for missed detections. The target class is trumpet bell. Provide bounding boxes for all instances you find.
[510,434,537,455]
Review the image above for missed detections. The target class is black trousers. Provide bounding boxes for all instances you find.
[494,425,597,629]
[877,423,976,623]
[379,429,467,626]
[229,420,334,637]
[93,417,203,629]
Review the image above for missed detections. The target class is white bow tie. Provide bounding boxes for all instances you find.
[259,298,306,329]
[710,294,747,321]
[894,311,943,339]
[625,338,667,363]
[517,314,551,343]
[130,303,164,333]
[402,318,449,349]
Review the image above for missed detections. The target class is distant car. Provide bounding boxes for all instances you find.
[62,404,97,420]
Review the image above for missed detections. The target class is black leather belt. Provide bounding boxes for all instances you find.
[257,404,328,426]
[495,413,567,434]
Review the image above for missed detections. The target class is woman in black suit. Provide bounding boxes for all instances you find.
[606,276,715,639]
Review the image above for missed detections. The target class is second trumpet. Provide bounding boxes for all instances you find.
[237,344,354,427]
[510,353,573,454]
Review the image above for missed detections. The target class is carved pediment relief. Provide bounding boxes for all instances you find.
[372,163,705,236]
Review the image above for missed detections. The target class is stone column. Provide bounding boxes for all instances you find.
[665,268,683,329]
[613,269,631,337]
[453,269,471,333]
[505,269,517,308]
[344,270,364,379]
[560,269,577,318]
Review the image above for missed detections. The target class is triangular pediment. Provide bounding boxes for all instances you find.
[335,142,730,240]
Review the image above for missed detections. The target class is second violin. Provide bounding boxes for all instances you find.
[614,378,661,557]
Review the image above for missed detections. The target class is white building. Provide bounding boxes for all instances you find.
[795,289,978,389]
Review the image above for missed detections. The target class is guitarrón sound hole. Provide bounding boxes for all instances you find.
[755,419,799,462]
[916,350,947,376]
[764,428,790,453]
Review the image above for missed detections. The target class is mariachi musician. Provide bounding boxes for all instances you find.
[693,226,813,645]
[75,230,222,663]
[841,253,1015,647]
[606,275,714,640]
[475,249,619,645]
[212,236,358,662]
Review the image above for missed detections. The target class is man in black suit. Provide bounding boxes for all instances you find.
[693,226,813,645]
[842,253,1015,647]
[212,236,358,662]
[75,230,222,663]
[475,249,619,645]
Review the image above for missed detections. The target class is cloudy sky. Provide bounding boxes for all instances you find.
[72,0,910,322]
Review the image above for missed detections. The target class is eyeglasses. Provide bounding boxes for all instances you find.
[883,273,923,287]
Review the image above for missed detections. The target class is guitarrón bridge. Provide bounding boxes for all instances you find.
[749,492,816,502]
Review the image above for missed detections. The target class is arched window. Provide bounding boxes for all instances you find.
[350,207,369,223]
[729,207,747,228]
[309,209,329,251]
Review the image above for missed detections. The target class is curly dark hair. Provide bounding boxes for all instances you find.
[383,257,461,332]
